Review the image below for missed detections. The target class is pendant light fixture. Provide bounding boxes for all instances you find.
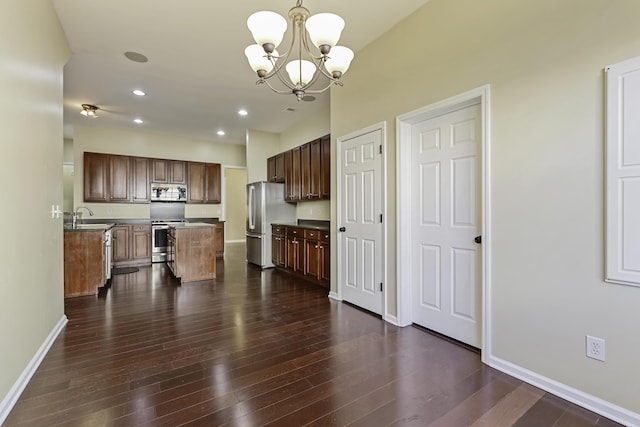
[80,104,99,118]
[245,0,354,101]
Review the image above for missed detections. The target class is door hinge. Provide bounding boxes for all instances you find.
[380,282,384,292]
[379,144,382,154]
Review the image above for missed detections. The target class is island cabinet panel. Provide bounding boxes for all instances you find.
[214,222,225,258]
[172,226,216,282]
[132,157,150,203]
[64,230,105,297]
[112,223,151,267]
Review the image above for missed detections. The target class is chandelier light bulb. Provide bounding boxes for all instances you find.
[286,60,316,86]
[245,44,277,75]
[247,11,287,52]
[324,46,354,77]
[305,13,345,52]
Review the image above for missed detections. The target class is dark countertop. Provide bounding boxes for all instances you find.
[170,222,217,229]
[271,220,330,230]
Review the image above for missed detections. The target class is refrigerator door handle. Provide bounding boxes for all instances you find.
[248,185,255,230]
[246,233,262,239]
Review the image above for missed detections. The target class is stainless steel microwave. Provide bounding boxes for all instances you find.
[150,183,187,202]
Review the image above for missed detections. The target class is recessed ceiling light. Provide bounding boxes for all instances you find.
[238,109,248,116]
[132,89,146,96]
[217,130,225,136]
[134,118,144,124]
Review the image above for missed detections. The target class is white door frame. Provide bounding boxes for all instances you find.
[335,122,389,320]
[396,85,492,362]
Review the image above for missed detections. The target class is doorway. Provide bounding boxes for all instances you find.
[223,167,247,243]
[396,86,491,355]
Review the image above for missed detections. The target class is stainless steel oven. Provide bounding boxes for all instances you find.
[151,221,183,262]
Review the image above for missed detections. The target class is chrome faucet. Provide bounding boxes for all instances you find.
[72,206,94,226]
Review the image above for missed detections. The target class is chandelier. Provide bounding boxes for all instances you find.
[244,0,354,101]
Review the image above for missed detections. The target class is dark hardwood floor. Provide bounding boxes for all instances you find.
[5,244,622,426]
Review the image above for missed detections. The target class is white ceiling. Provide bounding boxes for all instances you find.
[52,0,431,145]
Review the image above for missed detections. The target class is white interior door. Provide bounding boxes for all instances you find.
[339,128,383,315]
[411,104,481,347]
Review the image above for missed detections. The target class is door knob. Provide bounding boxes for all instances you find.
[474,235,482,244]
[339,227,346,232]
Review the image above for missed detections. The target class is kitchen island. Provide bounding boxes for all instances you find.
[63,223,115,297]
[167,222,217,283]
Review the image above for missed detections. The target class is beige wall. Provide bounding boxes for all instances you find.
[0,0,70,413]
[72,125,246,219]
[223,167,247,241]
[245,129,280,184]
[331,0,640,415]
[280,108,331,220]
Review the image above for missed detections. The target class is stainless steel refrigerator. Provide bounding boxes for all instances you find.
[246,181,296,268]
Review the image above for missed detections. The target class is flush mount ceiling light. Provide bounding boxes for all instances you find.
[132,89,146,96]
[238,109,248,116]
[245,0,354,101]
[80,104,99,118]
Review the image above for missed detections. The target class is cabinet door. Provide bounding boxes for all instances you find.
[305,239,319,279]
[132,157,150,203]
[84,152,109,202]
[285,147,301,202]
[112,225,131,263]
[320,134,330,199]
[275,153,285,182]
[267,156,277,183]
[187,162,206,203]
[286,237,303,272]
[309,138,321,199]
[205,163,221,204]
[109,155,131,202]
[151,159,169,183]
[132,224,151,260]
[319,240,330,283]
[301,143,311,200]
[170,161,187,184]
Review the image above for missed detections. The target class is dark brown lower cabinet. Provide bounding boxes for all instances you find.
[272,224,329,288]
[113,223,151,267]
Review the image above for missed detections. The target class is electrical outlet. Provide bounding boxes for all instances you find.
[586,335,606,362]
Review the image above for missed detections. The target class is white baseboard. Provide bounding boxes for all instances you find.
[0,315,67,425]
[328,291,341,301]
[225,240,245,244]
[488,355,640,427]
[384,314,400,326]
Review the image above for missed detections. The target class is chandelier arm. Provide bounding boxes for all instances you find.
[261,79,297,95]
[301,80,338,95]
